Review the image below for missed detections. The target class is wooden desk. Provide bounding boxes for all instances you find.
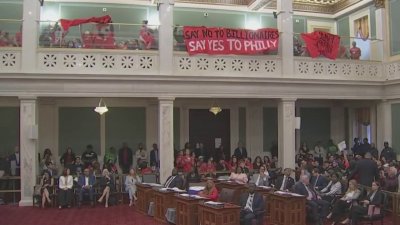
[255,187,275,219]
[198,202,240,225]
[154,189,177,223]
[175,195,207,225]
[136,183,154,214]
[269,192,306,225]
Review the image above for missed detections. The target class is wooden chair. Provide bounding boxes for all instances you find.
[358,192,388,225]
[218,188,235,203]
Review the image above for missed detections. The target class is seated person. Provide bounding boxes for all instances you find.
[186,166,201,190]
[77,168,96,207]
[319,173,342,202]
[203,158,216,178]
[310,167,329,191]
[164,168,185,189]
[252,165,270,187]
[239,183,265,225]
[58,168,73,209]
[125,168,141,207]
[40,170,54,208]
[293,174,330,225]
[229,166,248,184]
[70,156,83,175]
[244,158,253,171]
[342,181,382,225]
[216,159,230,171]
[198,179,218,200]
[327,179,361,225]
[275,168,295,191]
[97,169,115,208]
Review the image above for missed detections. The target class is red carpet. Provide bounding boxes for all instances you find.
[0,204,394,225]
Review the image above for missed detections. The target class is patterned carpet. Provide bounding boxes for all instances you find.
[0,204,393,225]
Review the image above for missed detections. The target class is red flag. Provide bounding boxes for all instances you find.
[301,31,340,60]
[60,15,112,31]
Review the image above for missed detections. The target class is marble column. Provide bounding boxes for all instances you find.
[277,0,294,76]
[278,98,296,169]
[246,102,263,158]
[21,0,40,72]
[19,97,38,206]
[158,0,174,75]
[330,103,345,143]
[377,100,392,151]
[374,0,388,61]
[146,102,159,158]
[158,97,174,184]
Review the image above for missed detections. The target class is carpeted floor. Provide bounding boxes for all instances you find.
[0,204,393,225]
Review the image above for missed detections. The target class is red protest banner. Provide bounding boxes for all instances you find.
[301,31,340,60]
[60,15,112,32]
[183,26,279,55]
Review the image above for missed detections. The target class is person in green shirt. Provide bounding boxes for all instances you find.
[326,139,339,157]
[104,147,117,172]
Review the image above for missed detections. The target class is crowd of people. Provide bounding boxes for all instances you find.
[37,20,157,50]
[0,29,22,47]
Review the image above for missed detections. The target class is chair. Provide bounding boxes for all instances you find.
[142,174,157,183]
[218,188,235,203]
[358,192,388,225]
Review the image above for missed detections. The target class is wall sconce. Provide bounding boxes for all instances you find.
[94,98,108,115]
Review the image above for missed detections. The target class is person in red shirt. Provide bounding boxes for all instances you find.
[229,155,238,171]
[80,25,95,49]
[139,20,154,50]
[175,150,184,171]
[182,149,193,173]
[198,179,218,201]
[103,24,115,49]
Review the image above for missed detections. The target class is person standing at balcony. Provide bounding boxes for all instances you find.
[103,23,115,49]
[80,25,94,49]
[139,20,154,50]
[81,144,98,169]
[350,41,361,60]
[119,142,133,174]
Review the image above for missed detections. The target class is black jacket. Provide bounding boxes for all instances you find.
[349,159,379,187]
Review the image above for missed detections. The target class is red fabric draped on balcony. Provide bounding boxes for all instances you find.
[301,31,340,60]
[60,15,112,31]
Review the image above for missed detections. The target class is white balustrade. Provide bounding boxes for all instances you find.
[37,48,159,75]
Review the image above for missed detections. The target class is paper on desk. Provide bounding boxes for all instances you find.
[170,187,186,193]
[205,201,224,205]
[337,141,347,151]
[189,186,205,191]
[180,193,190,197]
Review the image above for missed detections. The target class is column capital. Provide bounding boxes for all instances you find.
[374,0,385,9]
[19,96,37,101]
[158,97,175,102]
[280,98,297,103]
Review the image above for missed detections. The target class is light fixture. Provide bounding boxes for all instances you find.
[94,98,108,115]
[209,102,222,115]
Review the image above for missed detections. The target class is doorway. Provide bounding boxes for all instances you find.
[189,109,230,160]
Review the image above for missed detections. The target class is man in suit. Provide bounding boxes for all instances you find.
[149,143,159,169]
[239,183,265,225]
[310,168,328,191]
[349,152,379,187]
[234,142,247,160]
[252,165,270,187]
[274,168,295,191]
[77,168,96,207]
[164,168,184,190]
[118,142,133,174]
[293,174,330,225]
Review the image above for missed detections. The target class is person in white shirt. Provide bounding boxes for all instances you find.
[125,168,141,207]
[327,179,361,224]
[319,173,342,202]
[135,143,147,164]
[58,168,73,208]
[253,166,270,187]
[313,141,326,165]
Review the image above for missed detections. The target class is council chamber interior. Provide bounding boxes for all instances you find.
[0,0,400,225]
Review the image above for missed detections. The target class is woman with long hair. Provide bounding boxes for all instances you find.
[58,168,73,209]
[40,171,54,208]
[327,179,361,225]
[253,156,263,170]
[125,168,141,207]
[229,166,248,184]
[98,169,115,208]
[199,179,218,200]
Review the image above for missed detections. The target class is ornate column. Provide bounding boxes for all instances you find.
[19,97,38,206]
[278,98,296,169]
[158,0,174,75]
[21,0,40,72]
[376,100,392,151]
[158,97,175,183]
[374,0,388,61]
[277,0,294,76]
